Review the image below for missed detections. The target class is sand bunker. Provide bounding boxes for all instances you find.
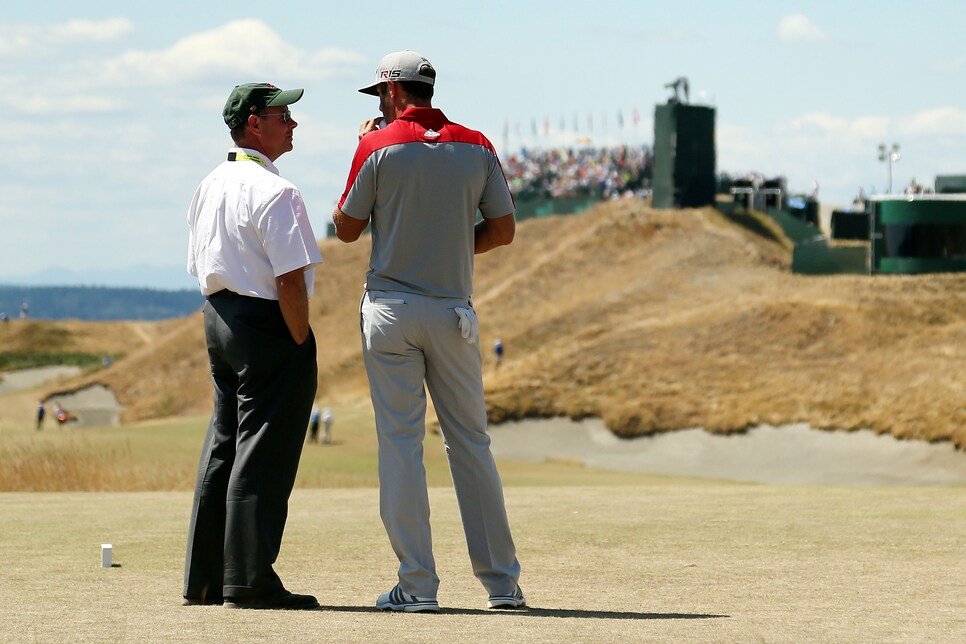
[44,384,123,427]
[489,418,966,486]
[0,366,82,395]
[0,366,122,427]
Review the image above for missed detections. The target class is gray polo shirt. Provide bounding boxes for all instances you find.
[338,107,514,299]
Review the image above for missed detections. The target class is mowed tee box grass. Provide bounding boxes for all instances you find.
[2,478,964,641]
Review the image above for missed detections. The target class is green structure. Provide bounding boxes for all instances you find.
[935,175,966,194]
[871,195,966,274]
[652,102,716,209]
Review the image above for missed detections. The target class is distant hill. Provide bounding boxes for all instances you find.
[1,264,196,291]
[0,285,203,321]
[19,199,966,449]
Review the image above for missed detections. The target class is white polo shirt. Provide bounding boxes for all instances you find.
[187,147,323,299]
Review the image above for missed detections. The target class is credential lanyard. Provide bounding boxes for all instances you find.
[227,151,266,166]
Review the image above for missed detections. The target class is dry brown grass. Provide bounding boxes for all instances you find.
[17,200,966,448]
[0,318,182,356]
[477,202,966,449]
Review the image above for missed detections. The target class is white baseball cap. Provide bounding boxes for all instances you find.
[358,50,436,96]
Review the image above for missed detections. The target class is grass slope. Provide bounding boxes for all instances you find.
[7,199,966,447]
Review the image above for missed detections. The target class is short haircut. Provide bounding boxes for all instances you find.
[230,122,247,143]
[400,80,434,100]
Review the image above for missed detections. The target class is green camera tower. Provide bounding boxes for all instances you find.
[652,101,716,209]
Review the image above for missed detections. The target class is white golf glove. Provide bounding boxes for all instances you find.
[454,307,479,345]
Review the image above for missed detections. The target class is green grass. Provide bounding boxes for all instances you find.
[0,351,104,371]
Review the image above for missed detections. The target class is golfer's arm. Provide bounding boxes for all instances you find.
[475,213,515,254]
[332,207,369,243]
[276,268,310,345]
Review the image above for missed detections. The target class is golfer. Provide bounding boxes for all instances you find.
[333,50,524,613]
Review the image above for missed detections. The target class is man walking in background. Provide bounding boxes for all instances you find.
[184,83,322,610]
[333,50,524,613]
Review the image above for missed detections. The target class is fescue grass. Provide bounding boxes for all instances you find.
[27,201,966,449]
[0,398,654,492]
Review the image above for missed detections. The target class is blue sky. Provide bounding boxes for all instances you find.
[2,1,964,288]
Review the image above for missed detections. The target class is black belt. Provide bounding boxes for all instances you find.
[207,290,276,306]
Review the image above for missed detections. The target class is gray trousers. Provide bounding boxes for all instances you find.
[361,290,521,599]
[183,290,317,601]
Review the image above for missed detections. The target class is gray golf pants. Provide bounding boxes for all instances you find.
[360,290,521,599]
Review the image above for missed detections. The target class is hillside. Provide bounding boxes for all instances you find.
[21,199,966,449]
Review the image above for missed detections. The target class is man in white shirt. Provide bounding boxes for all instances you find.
[183,83,323,610]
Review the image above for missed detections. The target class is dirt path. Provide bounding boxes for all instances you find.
[126,321,154,344]
[489,418,966,486]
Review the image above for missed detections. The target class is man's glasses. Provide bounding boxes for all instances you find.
[258,110,293,123]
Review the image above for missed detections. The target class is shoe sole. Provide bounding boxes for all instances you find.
[224,599,320,610]
[377,601,440,613]
[183,599,224,607]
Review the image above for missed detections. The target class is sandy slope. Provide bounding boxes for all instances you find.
[22,199,966,448]
[489,418,966,486]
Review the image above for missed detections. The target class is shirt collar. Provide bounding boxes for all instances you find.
[395,107,448,129]
[227,147,280,175]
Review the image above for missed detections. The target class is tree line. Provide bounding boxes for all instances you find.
[0,285,203,321]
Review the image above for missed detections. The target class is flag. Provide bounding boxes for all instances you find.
[631,108,640,127]
[617,110,624,128]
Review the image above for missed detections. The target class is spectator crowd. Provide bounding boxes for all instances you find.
[503,146,653,201]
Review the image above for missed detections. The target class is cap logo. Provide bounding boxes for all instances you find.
[423,128,440,140]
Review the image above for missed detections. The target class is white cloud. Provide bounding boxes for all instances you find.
[899,106,966,136]
[777,14,830,43]
[717,106,966,204]
[0,18,134,57]
[52,18,135,43]
[786,107,966,140]
[851,116,890,140]
[790,112,849,132]
[98,19,364,85]
[20,96,124,115]
[10,19,365,115]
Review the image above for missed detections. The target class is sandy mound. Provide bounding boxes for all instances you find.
[490,418,966,486]
[27,200,966,449]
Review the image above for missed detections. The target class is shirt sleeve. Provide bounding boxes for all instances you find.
[258,186,324,277]
[338,147,378,220]
[478,149,516,219]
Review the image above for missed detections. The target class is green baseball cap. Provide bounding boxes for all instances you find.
[223,83,304,128]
